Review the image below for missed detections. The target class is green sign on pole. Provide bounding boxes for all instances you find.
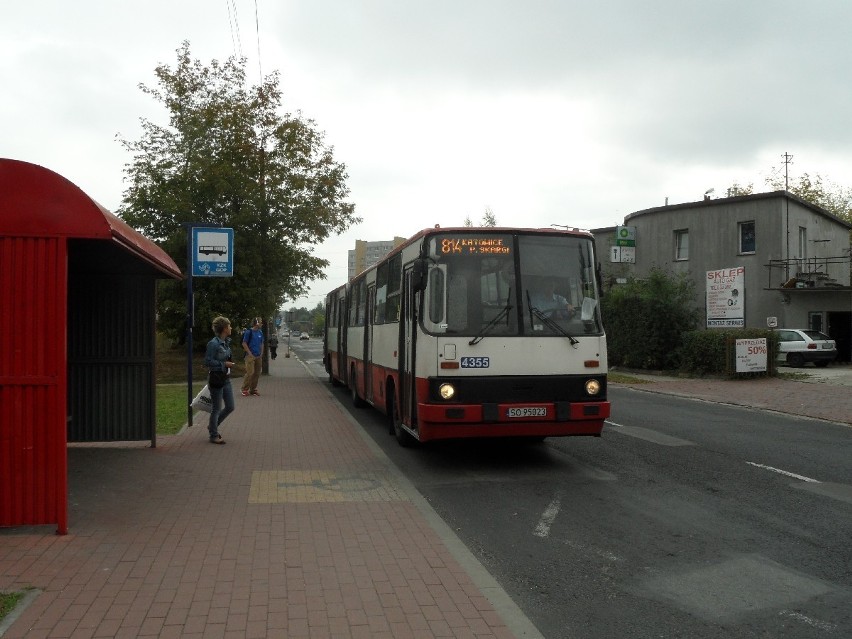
[616,226,636,247]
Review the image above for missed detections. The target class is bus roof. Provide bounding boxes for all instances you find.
[344,226,596,282]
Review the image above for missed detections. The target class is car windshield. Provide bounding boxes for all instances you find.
[421,232,603,338]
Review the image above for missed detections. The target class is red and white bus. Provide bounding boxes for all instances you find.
[324,227,610,446]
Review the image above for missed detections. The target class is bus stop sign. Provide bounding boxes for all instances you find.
[191,227,234,277]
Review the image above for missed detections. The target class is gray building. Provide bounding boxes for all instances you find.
[593,191,852,362]
[347,237,406,279]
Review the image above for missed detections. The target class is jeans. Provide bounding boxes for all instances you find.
[208,379,235,439]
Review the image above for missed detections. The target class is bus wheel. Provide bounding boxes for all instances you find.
[386,386,396,435]
[328,366,341,387]
[350,369,365,408]
[389,390,417,447]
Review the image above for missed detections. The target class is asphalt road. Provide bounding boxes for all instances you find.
[289,339,851,639]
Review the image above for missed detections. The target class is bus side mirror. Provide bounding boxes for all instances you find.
[412,258,428,291]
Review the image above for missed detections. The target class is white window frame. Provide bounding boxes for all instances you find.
[674,229,689,261]
[739,221,756,254]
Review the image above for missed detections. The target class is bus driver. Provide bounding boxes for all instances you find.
[529,279,575,319]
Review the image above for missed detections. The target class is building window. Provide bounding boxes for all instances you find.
[674,229,689,261]
[798,227,807,263]
[739,221,755,254]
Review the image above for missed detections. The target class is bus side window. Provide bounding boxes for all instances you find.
[357,282,367,326]
[375,263,388,324]
[427,266,446,330]
[386,254,402,323]
[348,282,358,326]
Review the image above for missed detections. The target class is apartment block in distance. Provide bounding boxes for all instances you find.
[348,237,406,279]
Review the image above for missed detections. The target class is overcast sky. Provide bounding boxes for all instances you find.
[4,1,851,310]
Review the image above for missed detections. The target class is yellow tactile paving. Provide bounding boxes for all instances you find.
[248,469,408,503]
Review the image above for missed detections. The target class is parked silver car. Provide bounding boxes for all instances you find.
[776,329,837,368]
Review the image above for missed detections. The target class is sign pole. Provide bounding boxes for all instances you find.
[186,228,194,431]
[186,225,234,430]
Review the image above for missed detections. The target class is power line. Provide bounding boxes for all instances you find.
[254,0,263,81]
[225,0,243,58]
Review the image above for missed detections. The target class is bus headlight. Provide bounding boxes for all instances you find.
[439,383,456,400]
[584,379,601,396]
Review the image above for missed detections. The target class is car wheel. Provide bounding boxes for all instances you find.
[787,352,805,368]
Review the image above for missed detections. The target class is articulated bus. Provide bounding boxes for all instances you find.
[323,227,610,446]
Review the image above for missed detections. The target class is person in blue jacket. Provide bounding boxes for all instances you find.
[205,316,236,444]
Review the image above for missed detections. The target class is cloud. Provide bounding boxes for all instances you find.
[4,0,852,310]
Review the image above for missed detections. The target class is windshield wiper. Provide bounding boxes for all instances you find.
[469,288,513,345]
[525,290,579,345]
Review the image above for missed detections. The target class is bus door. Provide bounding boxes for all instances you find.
[336,293,346,380]
[364,285,375,401]
[399,266,418,428]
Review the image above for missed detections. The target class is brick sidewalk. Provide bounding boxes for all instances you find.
[0,356,532,638]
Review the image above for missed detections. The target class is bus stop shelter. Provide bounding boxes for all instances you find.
[0,158,182,534]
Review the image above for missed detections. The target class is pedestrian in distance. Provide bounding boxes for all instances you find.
[205,316,236,444]
[241,317,264,396]
[268,333,279,360]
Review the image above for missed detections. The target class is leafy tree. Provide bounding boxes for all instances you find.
[601,268,701,370]
[765,171,852,223]
[481,206,497,226]
[118,42,360,342]
[464,207,498,227]
[725,182,754,197]
[310,302,325,336]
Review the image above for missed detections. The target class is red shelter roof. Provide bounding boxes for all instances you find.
[0,158,181,278]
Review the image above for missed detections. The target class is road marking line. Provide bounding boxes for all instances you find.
[605,421,694,446]
[746,461,820,483]
[779,610,836,631]
[534,493,561,538]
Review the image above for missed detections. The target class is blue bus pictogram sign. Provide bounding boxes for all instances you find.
[192,228,234,277]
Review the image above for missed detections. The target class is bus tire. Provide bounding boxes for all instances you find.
[389,389,417,447]
[328,368,341,387]
[326,359,342,386]
[386,385,396,435]
[350,368,366,408]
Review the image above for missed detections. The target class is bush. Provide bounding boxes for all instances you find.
[602,268,701,370]
[680,328,779,377]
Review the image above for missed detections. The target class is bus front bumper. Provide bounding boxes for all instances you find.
[415,400,610,441]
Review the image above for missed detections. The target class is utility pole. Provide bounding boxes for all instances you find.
[782,152,793,280]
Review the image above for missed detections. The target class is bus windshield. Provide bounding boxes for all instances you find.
[422,232,603,338]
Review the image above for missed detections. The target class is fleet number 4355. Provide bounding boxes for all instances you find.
[460,357,490,368]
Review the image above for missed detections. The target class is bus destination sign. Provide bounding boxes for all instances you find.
[440,237,511,255]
